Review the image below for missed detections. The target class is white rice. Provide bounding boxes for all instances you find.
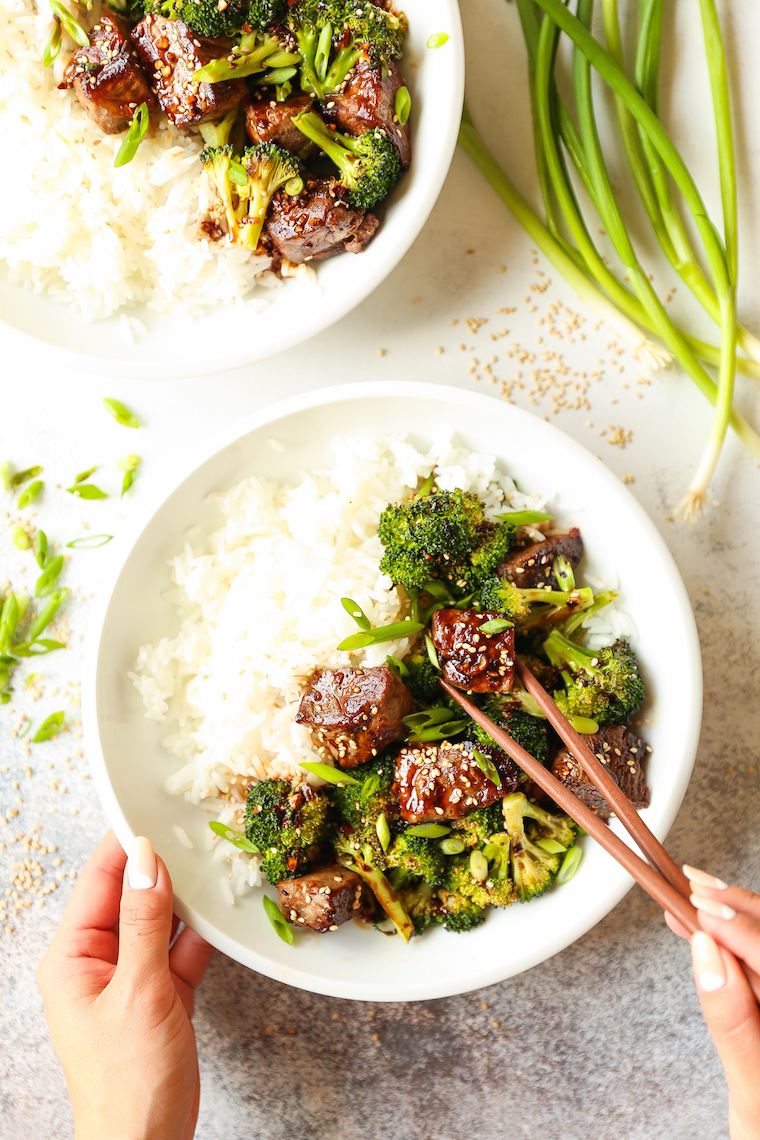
[0,0,309,319]
[130,433,634,895]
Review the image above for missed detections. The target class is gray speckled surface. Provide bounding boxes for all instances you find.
[3,0,760,1135]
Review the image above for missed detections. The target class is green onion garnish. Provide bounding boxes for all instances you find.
[27,588,67,642]
[114,103,150,169]
[471,748,501,786]
[208,820,258,853]
[427,32,449,48]
[10,466,42,487]
[376,812,391,853]
[495,509,554,526]
[121,469,137,497]
[479,618,513,635]
[32,710,65,743]
[439,836,465,855]
[66,534,113,549]
[74,466,97,484]
[12,526,30,551]
[17,480,43,509]
[263,895,294,944]
[11,639,66,657]
[535,837,567,854]
[35,556,63,598]
[49,0,88,47]
[360,772,381,803]
[34,530,48,569]
[556,844,583,885]
[299,761,361,786]
[405,822,451,838]
[43,16,62,66]
[25,675,42,690]
[424,634,440,670]
[103,397,140,428]
[385,654,409,680]
[337,618,424,652]
[341,597,371,631]
[395,85,411,126]
[0,594,20,656]
[0,461,11,490]
[67,484,107,499]
[18,719,33,738]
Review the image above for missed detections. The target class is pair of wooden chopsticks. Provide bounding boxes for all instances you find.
[442,660,699,935]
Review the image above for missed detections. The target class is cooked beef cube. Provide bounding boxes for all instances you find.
[244,91,313,151]
[431,609,515,694]
[552,724,651,819]
[324,58,411,170]
[131,15,244,128]
[394,740,519,824]
[62,13,157,135]
[277,866,372,932]
[498,528,584,590]
[266,177,379,262]
[295,665,412,767]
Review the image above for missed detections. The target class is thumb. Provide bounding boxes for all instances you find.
[115,837,174,985]
[691,933,760,1105]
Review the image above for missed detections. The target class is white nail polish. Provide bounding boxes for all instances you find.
[698,972,727,993]
[128,836,157,890]
[690,893,736,920]
[683,865,728,890]
[692,931,727,993]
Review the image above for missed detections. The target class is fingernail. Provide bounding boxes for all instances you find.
[691,931,727,992]
[128,836,157,890]
[690,893,736,920]
[683,865,728,890]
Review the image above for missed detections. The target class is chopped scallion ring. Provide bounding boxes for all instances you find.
[395,85,411,125]
[427,32,449,48]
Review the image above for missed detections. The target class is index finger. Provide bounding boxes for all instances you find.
[56,830,127,946]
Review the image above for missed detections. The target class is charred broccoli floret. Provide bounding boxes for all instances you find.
[469,705,549,766]
[142,0,250,38]
[394,878,440,934]
[199,144,241,242]
[248,0,288,30]
[444,848,516,909]
[378,489,514,596]
[329,751,397,868]
[244,778,330,884]
[544,631,645,725]
[403,644,441,704]
[500,792,570,901]
[386,831,448,887]
[449,802,504,849]
[291,112,400,209]
[239,142,304,249]
[436,888,486,933]
[288,0,406,99]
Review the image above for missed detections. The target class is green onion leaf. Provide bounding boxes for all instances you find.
[439,836,465,855]
[471,748,501,786]
[0,461,10,490]
[405,822,451,838]
[18,718,33,738]
[32,710,65,743]
[495,509,553,526]
[376,812,391,853]
[360,772,381,803]
[556,845,583,885]
[424,634,440,670]
[0,594,20,656]
[10,466,42,487]
[114,103,150,169]
[115,454,140,472]
[403,707,453,729]
[74,466,97,484]
[12,526,30,551]
[385,654,409,681]
[420,579,451,600]
[341,597,371,631]
[17,480,43,509]
[479,618,513,634]
[229,158,247,186]
[28,588,67,643]
[43,17,62,66]
[35,556,63,598]
[121,468,137,498]
[553,554,575,594]
[67,484,107,499]
[66,533,113,549]
[208,820,259,853]
[263,894,294,943]
[337,619,423,652]
[567,714,599,734]
[34,530,48,569]
[49,0,89,46]
[427,32,449,48]
[395,85,411,125]
[337,631,375,651]
[103,396,140,428]
[534,837,567,854]
[469,849,489,881]
[11,640,66,657]
[25,674,42,690]
[299,761,361,786]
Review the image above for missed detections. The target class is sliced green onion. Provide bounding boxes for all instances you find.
[376,813,391,853]
[35,556,63,598]
[12,526,30,551]
[114,103,150,169]
[360,772,381,803]
[252,66,297,86]
[440,836,465,855]
[337,619,423,652]
[66,533,113,549]
[0,462,10,490]
[427,32,449,48]
[49,0,88,47]
[385,654,409,681]
[27,588,67,643]
[471,748,500,786]
[395,85,411,126]
[424,634,440,670]
[495,509,554,526]
[103,396,140,428]
[341,597,371,631]
[0,594,20,656]
[11,639,66,657]
[553,554,575,594]
[229,159,247,187]
[556,844,583,885]
[479,618,513,635]
[263,895,294,944]
[208,820,259,853]
[67,484,107,499]
[567,714,599,734]
[18,480,43,509]
[25,675,42,690]
[10,466,42,487]
[32,710,65,743]
[121,469,137,497]
[405,822,451,838]
[116,454,140,472]
[43,16,62,66]
[74,466,97,484]
[315,21,332,80]
[299,761,360,786]
[534,836,567,854]
[469,849,489,881]
[34,530,48,569]
[18,719,33,738]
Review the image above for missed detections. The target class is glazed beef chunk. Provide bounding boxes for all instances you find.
[62,13,157,135]
[244,91,313,151]
[498,528,584,590]
[552,724,651,819]
[295,665,412,767]
[266,178,379,262]
[394,740,519,825]
[431,609,515,694]
[277,866,373,932]
[324,58,411,170]
[131,15,244,128]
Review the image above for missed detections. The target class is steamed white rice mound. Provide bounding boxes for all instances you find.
[130,433,636,899]
[0,0,289,319]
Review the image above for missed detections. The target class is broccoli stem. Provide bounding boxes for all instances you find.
[560,589,615,635]
[293,111,354,181]
[348,855,415,942]
[195,36,295,84]
[516,587,595,631]
[295,27,325,99]
[324,43,362,91]
[544,630,598,675]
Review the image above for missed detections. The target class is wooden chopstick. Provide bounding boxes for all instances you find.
[515,658,691,899]
[440,680,700,935]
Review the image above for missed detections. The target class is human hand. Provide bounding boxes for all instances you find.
[37,831,215,1140]
[667,866,760,1140]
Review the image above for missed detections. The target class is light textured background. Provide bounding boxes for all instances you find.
[1,1,759,1137]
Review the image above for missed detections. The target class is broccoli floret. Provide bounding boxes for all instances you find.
[288,0,406,99]
[244,778,330,884]
[329,751,397,868]
[200,144,242,242]
[436,888,486,933]
[476,576,530,618]
[248,0,288,30]
[521,797,575,851]
[291,111,400,209]
[395,878,440,934]
[468,705,549,766]
[239,142,304,249]
[386,831,448,887]
[449,801,504,849]
[544,631,645,725]
[403,643,441,704]
[444,851,516,909]
[377,489,514,596]
[143,0,251,38]
[500,792,563,901]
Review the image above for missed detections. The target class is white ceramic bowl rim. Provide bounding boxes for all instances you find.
[83,381,702,1001]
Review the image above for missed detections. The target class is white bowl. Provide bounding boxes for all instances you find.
[83,382,702,1002]
[0,3,463,380]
